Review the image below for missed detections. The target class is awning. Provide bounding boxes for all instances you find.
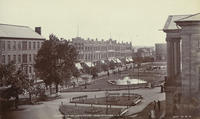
[115,58,121,63]
[100,60,105,64]
[108,58,117,63]
[125,58,130,62]
[75,63,83,70]
[85,62,94,67]
[128,58,133,62]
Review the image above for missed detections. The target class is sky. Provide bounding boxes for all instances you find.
[0,0,199,46]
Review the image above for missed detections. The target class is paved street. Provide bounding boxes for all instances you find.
[3,87,165,119]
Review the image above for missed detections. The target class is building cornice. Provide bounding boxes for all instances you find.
[0,37,45,40]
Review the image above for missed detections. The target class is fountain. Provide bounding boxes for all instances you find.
[108,76,147,85]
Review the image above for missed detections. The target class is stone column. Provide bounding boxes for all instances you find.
[165,34,182,118]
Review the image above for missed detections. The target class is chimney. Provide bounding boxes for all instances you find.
[35,27,41,35]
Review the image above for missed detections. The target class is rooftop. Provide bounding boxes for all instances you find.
[0,23,45,40]
[163,15,190,31]
[176,13,200,22]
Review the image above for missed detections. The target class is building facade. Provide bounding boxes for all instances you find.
[136,47,154,58]
[155,43,167,61]
[72,37,132,62]
[0,24,45,82]
[163,13,200,118]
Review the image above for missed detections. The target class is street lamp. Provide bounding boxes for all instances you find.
[127,80,131,100]
[137,63,140,85]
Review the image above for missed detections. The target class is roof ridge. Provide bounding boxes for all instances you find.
[169,14,191,17]
[176,13,200,21]
[0,23,29,28]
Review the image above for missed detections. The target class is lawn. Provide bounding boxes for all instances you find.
[59,105,122,119]
[70,94,142,106]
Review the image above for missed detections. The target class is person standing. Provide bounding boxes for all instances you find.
[153,100,156,110]
[157,100,160,111]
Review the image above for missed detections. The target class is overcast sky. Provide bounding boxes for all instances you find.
[0,0,199,46]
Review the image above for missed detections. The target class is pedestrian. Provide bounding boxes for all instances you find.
[160,85,163,93]
[148,111,152,119]
[107,71,110,76]
[153,100,156,110]
[150,109,155,119]
[157,100,160,111]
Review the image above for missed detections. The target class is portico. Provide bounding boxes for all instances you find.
[163,13,200,118]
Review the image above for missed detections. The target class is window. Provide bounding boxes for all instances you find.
[13,55,16,63]
[13,41,16,50]
[8,55,11,63]
[37,42,40,49]
[2,55,5,63]
[22,54,27,63]
[18,41,21,50]
[33,42,36,49]
[18,55,21,63]
[29,42,32,50]
[33,54,36,61]
[2,41,5,51]
[22,41,27,50]
[29,54,32,62]
[29,67,32,73]
[7,41,11,50]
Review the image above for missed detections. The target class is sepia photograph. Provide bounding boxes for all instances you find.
[0,0,200,118]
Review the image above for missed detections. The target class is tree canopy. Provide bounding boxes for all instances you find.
[34,34,78,93]
[0,62,29,100]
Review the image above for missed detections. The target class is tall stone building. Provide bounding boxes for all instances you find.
[163,13,200,118]
[155,43,167,61]
[0,24,45,82]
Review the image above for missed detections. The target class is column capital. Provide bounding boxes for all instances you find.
[166,37,181,42]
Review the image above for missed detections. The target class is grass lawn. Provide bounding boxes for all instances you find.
[70,95,142,106]
[61,68,165,92]
[59,105,122,119]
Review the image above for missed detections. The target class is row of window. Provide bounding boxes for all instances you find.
[75,45,131,51]
[1,54,36,64]
[78,52,131,61]
[1,40,43,51]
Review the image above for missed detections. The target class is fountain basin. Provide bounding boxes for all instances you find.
[108,76,147,86]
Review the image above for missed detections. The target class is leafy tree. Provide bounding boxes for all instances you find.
[109,61,116,70]
[101,63,109,72]
[72,66,81,83]
[35,34,78,93]
[0,62,29,109]
[90,67,98,78]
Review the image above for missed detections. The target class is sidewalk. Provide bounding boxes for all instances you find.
[129,101,166,119]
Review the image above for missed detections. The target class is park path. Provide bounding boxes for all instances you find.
[3,87,165,119]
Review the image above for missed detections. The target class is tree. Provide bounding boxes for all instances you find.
[109,61,116,70]
[101,63,109,72]
[72,66,81,83]
[35,34,78,94]
[90,67,98,79]
[0,62,29,109]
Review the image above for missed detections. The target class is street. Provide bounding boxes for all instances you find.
[3,87,165,119]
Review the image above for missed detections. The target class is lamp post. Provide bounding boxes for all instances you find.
[137,63,140,85]
[127,80,130,100]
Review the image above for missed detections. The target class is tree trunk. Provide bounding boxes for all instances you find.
[56,83,58,93]
[49,85,52,95]
[76,77,78,84]
[15,95,19,109]
[29,93,32,103]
